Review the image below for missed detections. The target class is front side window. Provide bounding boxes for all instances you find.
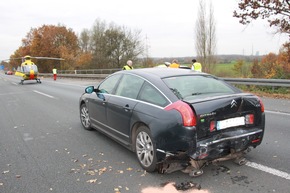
[98,74,122,94]
[163,75,237,100]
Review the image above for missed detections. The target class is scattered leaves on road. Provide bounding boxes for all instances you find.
[86,179,98,183]
[98,167,107,175]
[117,170,124,174]
[2,170,9,174]
[79,164,86,169]
[86,170,96,176]
[141,170,147,177]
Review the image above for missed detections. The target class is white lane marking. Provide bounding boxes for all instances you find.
[265,110,290,116]
[246,161,290,180]
[33,90,55,99]
[44,79,98,88]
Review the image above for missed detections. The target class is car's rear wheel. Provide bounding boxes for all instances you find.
[135,126,157,172]
[80,103,92,130]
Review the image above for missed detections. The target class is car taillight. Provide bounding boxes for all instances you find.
[209,121,216,132]
[245,114,254,124]
[165,101,196,127]
[258,97,265,112]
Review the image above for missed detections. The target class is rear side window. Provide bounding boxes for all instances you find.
[163,75,236,99]
[138,82,169,107]
[115,74,144,99]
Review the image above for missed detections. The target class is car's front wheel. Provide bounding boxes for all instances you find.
[80,103,92,130]
[135,126,157,172]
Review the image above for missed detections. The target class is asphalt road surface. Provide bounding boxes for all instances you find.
[1,72,289,193]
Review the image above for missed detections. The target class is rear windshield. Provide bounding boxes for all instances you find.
[163,75,237,100]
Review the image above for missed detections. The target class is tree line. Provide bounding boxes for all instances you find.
[7,19,144,73]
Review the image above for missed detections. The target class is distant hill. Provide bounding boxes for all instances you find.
[149,55,264,64]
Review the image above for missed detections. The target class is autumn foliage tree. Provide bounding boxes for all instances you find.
[233,0,290,35]
[233,59,244,77]
[251,51,290,79]
[11,24,80,72]
[277,42,290,78]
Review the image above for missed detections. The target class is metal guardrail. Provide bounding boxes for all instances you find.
[57,69,120,75]
[39,71,290,88]
[223,78,290,88]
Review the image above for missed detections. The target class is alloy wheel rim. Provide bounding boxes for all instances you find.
[81,106,90,128]
[136,131,154,167]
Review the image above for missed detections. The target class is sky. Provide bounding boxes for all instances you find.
[0,0,289,60]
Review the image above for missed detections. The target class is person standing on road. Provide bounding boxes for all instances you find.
[52,67,57,81]
[191,59,202,72]
[169,59,180,68]
[123,60,134,70]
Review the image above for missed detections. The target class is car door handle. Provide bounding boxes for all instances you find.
[123,104,131,112]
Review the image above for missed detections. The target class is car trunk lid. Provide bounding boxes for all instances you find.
[185,93,263,139]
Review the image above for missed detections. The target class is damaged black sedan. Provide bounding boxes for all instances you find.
[79,68,265,176]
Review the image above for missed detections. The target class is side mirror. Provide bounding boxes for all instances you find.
[85,86,95,94]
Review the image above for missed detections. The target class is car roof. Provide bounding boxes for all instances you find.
[118,68,209,80]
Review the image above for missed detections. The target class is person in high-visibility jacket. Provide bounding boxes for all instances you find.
[52,67,57,80]
[123,60,133,70]
[191,59,202,72]
[169,59,180,68]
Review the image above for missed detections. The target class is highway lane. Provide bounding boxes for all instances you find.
[0,73,289,193]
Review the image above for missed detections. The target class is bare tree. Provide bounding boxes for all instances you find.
[207,0,217,72]
[89,19,108,68]
[194,0,217,73]
[195,0,207,70]
[79,19,144,69]
[79,29,90,53]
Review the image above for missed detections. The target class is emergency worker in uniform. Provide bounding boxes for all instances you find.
[156,62,170,68]
[191,59,202,72]
[123,60,133,70]
[169,59,180,68]
[52,67,57,81]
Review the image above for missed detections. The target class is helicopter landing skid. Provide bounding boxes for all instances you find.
[19,79,41,85]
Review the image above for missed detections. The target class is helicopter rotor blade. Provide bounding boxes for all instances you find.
[32,57,65,60]
[1,58,23,62]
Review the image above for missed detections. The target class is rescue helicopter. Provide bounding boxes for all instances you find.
[2,56,64,85]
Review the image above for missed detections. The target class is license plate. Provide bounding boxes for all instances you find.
[217,117,245,130]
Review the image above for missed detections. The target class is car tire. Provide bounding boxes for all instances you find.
[135,126,157,172]
[80,103,92,130]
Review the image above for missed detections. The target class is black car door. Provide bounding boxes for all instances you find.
[88,74,122,131]
[106,74,144,144]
